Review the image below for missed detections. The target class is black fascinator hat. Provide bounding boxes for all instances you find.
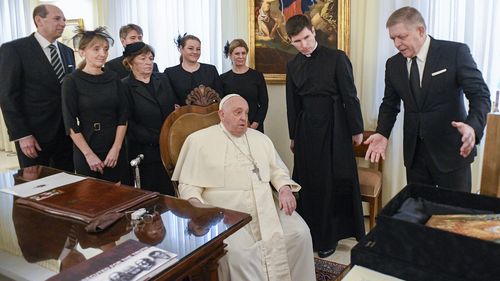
[174,32,187,49]
[72,26,114,50]
[223,41,230,58]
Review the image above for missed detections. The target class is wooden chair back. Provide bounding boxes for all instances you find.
[159,85,221,195]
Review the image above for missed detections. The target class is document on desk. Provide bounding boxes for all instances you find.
[0,172,86,198]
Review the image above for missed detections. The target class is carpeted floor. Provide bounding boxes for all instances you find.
[315,257,349,281]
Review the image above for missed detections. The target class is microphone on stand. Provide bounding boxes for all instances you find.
[130,154,144,188]
[130,154,144,167]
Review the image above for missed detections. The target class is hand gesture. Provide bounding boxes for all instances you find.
[364,133,388,163]
[19,136,42,158]
[451,121,475,158]
[278,186,296,216]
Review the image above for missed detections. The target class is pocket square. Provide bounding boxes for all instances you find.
[431,69,447,76]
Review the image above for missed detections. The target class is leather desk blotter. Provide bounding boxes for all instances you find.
[15,179,158,229]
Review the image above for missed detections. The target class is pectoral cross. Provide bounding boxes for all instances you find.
[252,164,262,181]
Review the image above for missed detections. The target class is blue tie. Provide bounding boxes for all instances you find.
[49,44,65,84]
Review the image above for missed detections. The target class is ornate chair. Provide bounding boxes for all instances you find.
[159,85,221,196]
[353,131,384,230]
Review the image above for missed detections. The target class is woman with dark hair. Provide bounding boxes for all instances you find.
[164,34,222,105]
[220,39,269,132]
[61,27,129,182]
[122,42,178,195]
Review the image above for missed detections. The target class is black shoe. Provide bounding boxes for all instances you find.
[318,248,335,258]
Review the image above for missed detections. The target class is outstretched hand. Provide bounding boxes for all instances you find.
[364,133,388,163]
[451,121,475,158]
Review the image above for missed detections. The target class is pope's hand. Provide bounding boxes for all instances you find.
[278,186,296,216]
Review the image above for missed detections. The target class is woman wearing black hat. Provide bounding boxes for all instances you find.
[62,27,129,183]
[122,42,178,195]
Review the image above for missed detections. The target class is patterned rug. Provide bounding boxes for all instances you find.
[315,258,349,281]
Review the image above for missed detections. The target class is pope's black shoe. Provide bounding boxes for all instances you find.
[318,248,335,258]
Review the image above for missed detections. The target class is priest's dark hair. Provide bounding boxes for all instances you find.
[72,27,114,70]
[285,14,313,38]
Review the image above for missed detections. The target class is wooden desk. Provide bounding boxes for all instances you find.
[0,166,251,281]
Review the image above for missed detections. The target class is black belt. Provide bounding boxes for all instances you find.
[83,120,116,132]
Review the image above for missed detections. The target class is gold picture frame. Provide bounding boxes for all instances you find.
[248,0,350,83]
[59,18,84,64]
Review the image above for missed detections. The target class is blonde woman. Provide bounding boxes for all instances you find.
[62,27,129,183]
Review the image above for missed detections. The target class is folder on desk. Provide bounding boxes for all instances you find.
[15,179,158,232]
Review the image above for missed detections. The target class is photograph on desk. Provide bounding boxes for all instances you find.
[47,239,178,281]
[426,214,500,243]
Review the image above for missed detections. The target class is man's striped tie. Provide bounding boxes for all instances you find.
[49,44,65,84]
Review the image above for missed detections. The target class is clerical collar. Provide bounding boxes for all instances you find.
[304,42,319,57]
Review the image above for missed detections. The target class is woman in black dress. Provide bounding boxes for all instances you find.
[164,34,222,105]
[62,28,129,182]
[220,39,268,132]
[122,42,178,196]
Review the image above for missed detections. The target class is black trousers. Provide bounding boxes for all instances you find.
[15,132,73,172]
[406,138,471,192]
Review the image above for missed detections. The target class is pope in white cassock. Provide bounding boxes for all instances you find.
[172,94,316,281]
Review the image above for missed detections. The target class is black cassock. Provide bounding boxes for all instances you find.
[286,45,365,250]
[164,63,222,105]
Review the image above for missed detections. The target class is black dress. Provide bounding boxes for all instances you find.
[286,45,365,250]
[62,69,129,183]
[164,63,222,105]
[105,55,159,79]
[122,73,178,195]
[220,68,269,132]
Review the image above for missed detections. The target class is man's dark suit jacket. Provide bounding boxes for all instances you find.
[105,55,159,79]
[0,33,75,143]
[376,37,490,173]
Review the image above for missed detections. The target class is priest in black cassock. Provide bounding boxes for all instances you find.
[285,14,365,258]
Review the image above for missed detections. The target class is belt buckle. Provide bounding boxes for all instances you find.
[93,122,101,131]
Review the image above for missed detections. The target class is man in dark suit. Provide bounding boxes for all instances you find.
[365,6,491,192]
[105,24,159,79]
[0,4,75,171]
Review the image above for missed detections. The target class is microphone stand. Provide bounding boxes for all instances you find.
[130,154,144,188]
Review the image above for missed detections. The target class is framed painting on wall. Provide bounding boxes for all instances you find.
[248,0,350,83]
[58,18,84,65]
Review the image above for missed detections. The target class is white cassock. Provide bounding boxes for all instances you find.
[172,124,316,281]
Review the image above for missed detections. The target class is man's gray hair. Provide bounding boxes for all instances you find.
[386,6,426,30]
